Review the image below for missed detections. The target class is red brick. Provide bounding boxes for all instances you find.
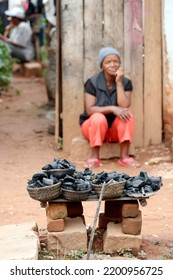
[67,202,83,217]
[121,210,142,235]
[98,213,120,229]
[122,200,139,218]
[46,202,67,220]
[47,217,65,232]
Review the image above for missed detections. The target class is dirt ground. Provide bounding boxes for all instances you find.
[0,74,173,259]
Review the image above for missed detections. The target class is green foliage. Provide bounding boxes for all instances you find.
[38,248,55,260]
[65,249,85,260]
[0,42,13,88]
[39,247,85,260]
[57,137,63,150]
[138,250,147,259]
[15,89,20,96]
[116,248,135,258]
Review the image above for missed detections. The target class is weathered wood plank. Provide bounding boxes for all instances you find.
[61,0,84,153]
[144,0,162,146]
[162,1,173,147]
[55,0,61,143]
[84,0,103,81]
[103,0,124,63]
[124,0,143,147]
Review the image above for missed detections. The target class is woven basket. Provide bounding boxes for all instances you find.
[62,188,92,201]
[91,180,125,199]
[45,168,75,178]
[27,181,61,202]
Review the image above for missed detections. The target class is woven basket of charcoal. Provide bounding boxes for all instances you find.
[27,182,61,202]
[42,158,75,179]
[61,175,92,201]
[91,171,126,199]
[124,171,163,198]
[27,172,62,202]
[91,179,125,199]
[62,188,92,201]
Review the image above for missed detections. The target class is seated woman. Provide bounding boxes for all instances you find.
[0,6,35,62]
[79,47,140,168]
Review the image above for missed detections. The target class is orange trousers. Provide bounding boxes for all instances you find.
[80,112,134,147]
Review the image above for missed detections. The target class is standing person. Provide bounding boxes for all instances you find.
[0,6,35,62]
[79,47,140,168]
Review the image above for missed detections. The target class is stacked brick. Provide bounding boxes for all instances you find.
[46,202,84,232]
[121,201,142,235]
[99,200,142,234]
[45,199,143,257]
[99,200,142,255]
[46,202,67,232]
[46,202,88,257]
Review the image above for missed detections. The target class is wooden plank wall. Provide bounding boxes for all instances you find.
[84,0,124,87]
[124,0,143,146]
[103,0,124,63]
[61,0,84,151]
[84,0,102,82]
[56,0,162,153]
[144,0,162,146]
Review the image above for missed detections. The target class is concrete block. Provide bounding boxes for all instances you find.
[47,217,87,257]
[47,233,57,255]
[121,210,142,235]
[103,223,142,256]
[46,202,67,220]
[0,222,40,260]
[122,200,139,218]
[70,136,135,161]
[23,62,42,77]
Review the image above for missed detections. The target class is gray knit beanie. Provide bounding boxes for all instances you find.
[98,47,120,68]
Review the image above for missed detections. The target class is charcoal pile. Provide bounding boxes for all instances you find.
[124,171,163,197]
[92,171,129,185]
[73,167,95,181]
[62,176,90,192]
[27,172,59,188]
[26,157,163,201]
[42,158,75,171]
[61,168,94,192]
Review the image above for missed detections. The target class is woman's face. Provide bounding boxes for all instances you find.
[102,54,121,76]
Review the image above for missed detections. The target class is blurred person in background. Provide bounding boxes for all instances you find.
[0,6,35,62]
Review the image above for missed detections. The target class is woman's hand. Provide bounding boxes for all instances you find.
[112,106,131,122]
[115,66,124,83]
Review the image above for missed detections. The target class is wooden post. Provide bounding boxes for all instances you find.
[55,0,61,145]
[144,0,162,146]
[61,0,84,153]
[124,0,143,147]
